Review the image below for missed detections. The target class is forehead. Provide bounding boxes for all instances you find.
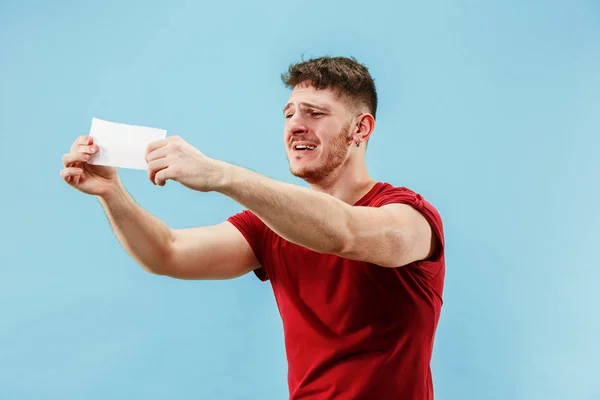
[285,83,344,109]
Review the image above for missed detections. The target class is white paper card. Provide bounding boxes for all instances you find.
[88,117,167,170]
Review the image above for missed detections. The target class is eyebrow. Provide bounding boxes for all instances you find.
[283,102,329,114]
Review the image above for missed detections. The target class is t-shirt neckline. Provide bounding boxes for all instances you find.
[353,181,387,206]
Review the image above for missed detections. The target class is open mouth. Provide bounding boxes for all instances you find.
[293,144,317,151]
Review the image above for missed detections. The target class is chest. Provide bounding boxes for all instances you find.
[263,237,417,334]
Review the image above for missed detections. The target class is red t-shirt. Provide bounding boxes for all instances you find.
[227,182,445,399]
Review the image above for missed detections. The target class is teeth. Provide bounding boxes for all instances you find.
[295,145,316,150]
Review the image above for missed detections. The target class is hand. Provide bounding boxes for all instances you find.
[145,136,227,192]
[60,136,120,196]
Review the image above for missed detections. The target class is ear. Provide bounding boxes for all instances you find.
[352,113,376,145]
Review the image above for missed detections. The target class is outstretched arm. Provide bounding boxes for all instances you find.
[99,183,259,279]
[145,136,437,268]
[218,166,436,268]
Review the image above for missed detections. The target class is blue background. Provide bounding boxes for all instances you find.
[1,1,599,399]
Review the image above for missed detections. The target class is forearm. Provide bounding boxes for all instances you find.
[98,183,174,274]
[218,165,353,254]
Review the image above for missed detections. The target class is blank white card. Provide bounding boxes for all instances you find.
[88,117,167,170]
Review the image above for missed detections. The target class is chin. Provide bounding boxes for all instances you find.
[289,164,310,178]
[289,163,329,184]
[289,161,310,175]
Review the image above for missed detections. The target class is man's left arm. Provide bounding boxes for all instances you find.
[218,165,436,268]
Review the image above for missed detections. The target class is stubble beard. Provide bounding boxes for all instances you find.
[288,122,352,185]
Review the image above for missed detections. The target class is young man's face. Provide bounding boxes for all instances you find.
[283,83,355,184]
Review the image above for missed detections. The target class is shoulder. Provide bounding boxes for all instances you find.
[368,183,443,224]
[371,182,445,262]
[226,209,271,250]
[227,209,272,281]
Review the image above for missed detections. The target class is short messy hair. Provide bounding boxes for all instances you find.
[281,56,378,119]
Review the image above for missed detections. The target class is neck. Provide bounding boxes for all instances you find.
[308,157,377,205]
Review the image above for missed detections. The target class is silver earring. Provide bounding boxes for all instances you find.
[355,141,360,147]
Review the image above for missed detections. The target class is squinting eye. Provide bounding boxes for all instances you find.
[311,112,323,117]
[285,114,293,119]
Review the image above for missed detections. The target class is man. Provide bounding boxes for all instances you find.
[60,56,445,399]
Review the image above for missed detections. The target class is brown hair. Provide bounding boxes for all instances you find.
[281,56,378,119]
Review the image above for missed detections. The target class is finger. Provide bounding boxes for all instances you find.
[60,167,83,185]
[146,138,169,157]
[146,143,172,163]
[154,167,173,186]
[73,173,82,187]
[76,144,98,155]
[62,151,85,167]
[62,150,91,167]
[63,144,99,167]
[148,158,170,185]
[146,135,180,158]
[71,135,93,151]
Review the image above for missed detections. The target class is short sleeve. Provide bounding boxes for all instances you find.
[227,210,270,281]
[371,188,445,277]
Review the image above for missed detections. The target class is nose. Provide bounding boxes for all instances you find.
[286,115,308,136]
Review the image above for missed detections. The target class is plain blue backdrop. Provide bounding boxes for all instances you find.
[1,1,599,399]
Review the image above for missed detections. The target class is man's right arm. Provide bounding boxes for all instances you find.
[99,183,259,280]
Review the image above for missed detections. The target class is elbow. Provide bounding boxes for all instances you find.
[140,255,173,277]
[141,241,177,277]
[144,263,170,276]
[334,227,361,261]
[336,228,411,268]
[333,210,360,258]
[155,248,179,277]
